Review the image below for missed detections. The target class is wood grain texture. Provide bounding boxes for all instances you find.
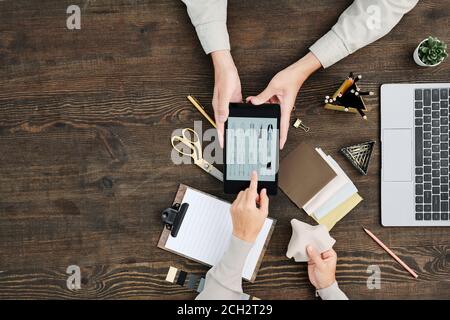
[0,0,449,299]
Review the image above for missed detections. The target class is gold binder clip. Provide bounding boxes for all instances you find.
[293,118,310,132]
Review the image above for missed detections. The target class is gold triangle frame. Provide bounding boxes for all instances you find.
[340,141,375,175]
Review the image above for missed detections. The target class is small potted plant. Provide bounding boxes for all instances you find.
[413,36,448,67]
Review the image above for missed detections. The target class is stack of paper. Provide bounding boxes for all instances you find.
[279,143,362,230]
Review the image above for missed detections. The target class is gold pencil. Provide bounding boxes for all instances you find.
[187,95,217,128]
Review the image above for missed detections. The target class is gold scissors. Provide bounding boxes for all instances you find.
[171,128,223,181]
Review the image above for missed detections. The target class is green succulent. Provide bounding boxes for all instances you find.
[418,36,448,65]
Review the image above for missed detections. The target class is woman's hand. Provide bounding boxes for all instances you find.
[307,246,338,289]
[230,171,269,243]
[211,50,242,148]
[246,52,321,149]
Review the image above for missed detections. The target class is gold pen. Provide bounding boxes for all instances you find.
[187,95,217,128]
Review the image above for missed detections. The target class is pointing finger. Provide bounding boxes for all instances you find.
[249,170,258,194]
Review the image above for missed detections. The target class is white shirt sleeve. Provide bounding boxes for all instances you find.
[317,281,349,300]
[181,0,230,54]
[309,0,419,68]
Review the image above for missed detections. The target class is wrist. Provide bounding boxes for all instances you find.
[232,230,257,244]
[211,50,236,71]
[290,52,322,82]
[317,277,336,290]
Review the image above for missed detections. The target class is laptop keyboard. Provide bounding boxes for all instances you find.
[415,88,450,221]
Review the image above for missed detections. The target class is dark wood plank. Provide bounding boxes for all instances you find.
[0,0,449,299]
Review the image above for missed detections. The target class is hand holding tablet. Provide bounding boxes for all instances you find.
[224,103,280,195]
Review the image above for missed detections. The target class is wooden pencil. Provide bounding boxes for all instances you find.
[363,227,418,279]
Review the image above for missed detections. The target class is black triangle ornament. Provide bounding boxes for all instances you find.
[340,141,375,175]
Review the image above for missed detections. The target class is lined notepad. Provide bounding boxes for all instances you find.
[165,187,274,281]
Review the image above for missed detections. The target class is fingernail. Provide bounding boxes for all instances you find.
[307,245,313,252]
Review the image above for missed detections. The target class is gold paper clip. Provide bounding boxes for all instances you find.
[293,118,310,132]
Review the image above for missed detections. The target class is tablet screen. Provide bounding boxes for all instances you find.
[226,116,279,182]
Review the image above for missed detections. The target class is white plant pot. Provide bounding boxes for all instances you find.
[413,38,444,67]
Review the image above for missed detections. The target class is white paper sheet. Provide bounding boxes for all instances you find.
[165,187,273,281]
[313,157,358,220]
[302,149,349,214]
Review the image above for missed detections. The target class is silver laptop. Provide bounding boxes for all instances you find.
[381,84,450,226]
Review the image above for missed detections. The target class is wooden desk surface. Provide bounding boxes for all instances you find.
[0,0,449,299]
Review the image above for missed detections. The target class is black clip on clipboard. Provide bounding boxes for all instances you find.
[161,203,189,237]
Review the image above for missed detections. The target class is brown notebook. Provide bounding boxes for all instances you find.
[279,143,337,208]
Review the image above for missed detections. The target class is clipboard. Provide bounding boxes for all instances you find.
[157,184,276,282]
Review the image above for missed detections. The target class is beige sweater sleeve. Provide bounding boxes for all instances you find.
[181,0,418,62]
[196,235,252,300]
[196,235,349,300]
[310,0,419,68]
[181,0,230,54]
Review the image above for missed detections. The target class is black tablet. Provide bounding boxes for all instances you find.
[224,103,280,195]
